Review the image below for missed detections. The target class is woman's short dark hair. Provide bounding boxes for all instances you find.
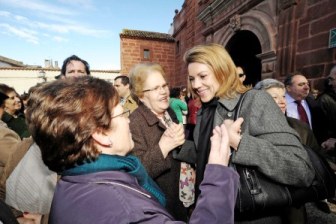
[0,92,8,108]
[0,84,16,96]
[25,77,118,173]
[114,75,130,85]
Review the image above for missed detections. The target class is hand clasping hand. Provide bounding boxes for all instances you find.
[208,124,231,166]
[159,123,185,158]
[223,117,244,151]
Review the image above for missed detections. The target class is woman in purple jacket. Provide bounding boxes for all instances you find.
[25,76,239,224]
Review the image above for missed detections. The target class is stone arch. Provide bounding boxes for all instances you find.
[216,10,277,79]
[226,31,262,86]
[217,10,276,53]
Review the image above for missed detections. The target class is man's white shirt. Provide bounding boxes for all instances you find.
[285,93,312,129]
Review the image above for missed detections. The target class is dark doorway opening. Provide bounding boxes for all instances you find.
[226,30,262,86]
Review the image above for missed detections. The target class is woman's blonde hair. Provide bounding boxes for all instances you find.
[129,62,167,98]
[183,43,250,99]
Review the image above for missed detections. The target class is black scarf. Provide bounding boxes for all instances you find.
[195,97,218,199]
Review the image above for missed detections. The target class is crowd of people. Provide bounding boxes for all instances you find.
[0,44,335,224]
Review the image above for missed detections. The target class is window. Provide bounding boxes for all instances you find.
[144,49,150,59]
[176,41,180,54]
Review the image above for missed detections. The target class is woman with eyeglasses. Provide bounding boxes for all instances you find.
[25,76,239,223]
[128,62,193,221]
[0,84,30,138]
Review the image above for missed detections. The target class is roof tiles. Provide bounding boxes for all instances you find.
[120,29,175,42]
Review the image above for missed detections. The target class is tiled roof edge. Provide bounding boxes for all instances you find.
[120,29,175,42]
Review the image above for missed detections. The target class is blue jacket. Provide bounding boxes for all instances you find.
[50,164,239,224]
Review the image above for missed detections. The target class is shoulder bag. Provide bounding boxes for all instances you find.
[231,92,336,218]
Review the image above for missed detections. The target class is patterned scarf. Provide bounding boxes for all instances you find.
[162,112,195,207]
[62,154,166,206]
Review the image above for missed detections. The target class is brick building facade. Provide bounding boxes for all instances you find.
[120,29,176,84]
[172,0,336,89]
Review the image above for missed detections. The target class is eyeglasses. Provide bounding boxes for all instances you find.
[239,73,245,78]
[327,76,335,81]
[111,110,130,119]
[142,83,169,93]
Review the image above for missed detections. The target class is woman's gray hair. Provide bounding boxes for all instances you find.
[254,78,285,90]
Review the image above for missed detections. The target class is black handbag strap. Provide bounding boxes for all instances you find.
[229,91,248,160]
[233,91,248,121]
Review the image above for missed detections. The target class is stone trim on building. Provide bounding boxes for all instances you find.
[120,29,175,42]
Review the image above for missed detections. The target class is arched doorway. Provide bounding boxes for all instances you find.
[226,30,262,86]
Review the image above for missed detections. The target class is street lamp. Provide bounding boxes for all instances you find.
[38,70,47,82]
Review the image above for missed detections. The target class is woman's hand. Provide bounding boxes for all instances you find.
[159,123,185,158]
[223,117,244,150]
[17,213,42,224]
[208,124,231,166]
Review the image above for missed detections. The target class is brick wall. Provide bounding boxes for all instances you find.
[294,0,336,88]
[276,0,336,89]
[173,0,336,91]
[173,0,206,88]
[120,37,175,85]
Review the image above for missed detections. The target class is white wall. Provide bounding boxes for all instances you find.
[0,68,120,94]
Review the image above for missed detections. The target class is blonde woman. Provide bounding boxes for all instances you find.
[184,44,315,223]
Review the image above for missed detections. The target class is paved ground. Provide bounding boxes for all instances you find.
[306,202,336,224]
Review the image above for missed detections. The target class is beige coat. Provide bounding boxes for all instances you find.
[0,120,21,178]
[0,136,33,216]
[123,94,138,114]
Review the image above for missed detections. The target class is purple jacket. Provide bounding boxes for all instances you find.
[50,164,239,224]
